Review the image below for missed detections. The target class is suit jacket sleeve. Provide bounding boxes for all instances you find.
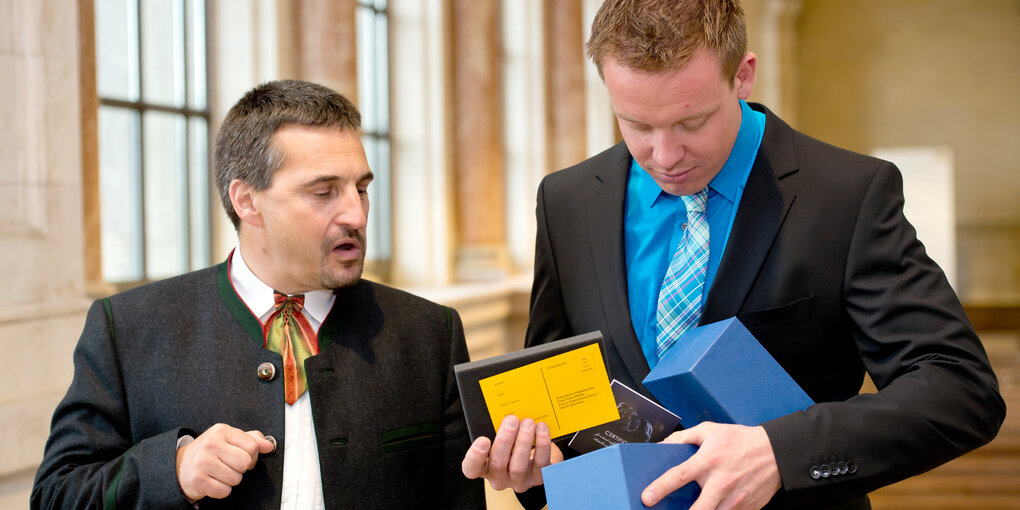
[31,299,194,510]
[442,308,487,508]
[762,162,1005,505]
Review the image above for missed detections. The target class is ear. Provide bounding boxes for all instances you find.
[733,52,757,100]
[228,179,264,228]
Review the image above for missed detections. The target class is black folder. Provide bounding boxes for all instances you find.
[453,331,608,441]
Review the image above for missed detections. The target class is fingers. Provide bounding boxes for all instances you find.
[507,418,539,485]
[459,415,560,494]
[484,415,520,489]
[531,422,553,471]
[177,423,271,501]
[244,430,276,470]
[461,436,492,479]
[488,415,520,470]
[641,460,703,508]
[661,422,712,445]
[649,423,781,510]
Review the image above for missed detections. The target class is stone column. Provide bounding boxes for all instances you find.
[450,0,508,281]
[545,0,587,172]
[296,0,359,101]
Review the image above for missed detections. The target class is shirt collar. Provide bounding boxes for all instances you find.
[229,246,335,324]
[631,99,763,206]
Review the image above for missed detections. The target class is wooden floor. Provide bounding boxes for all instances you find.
[869,329,1020,510]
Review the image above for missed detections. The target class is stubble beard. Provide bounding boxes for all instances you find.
[318,229,367,290]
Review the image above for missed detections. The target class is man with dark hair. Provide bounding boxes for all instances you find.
[32,80,483,509]
[462,1,1004,509]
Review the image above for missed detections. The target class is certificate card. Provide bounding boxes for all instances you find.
[567,380,681,454]
[478,343,619,439]
[454,331,616,441]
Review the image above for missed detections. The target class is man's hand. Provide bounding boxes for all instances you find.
[642,422,781,509]
[175,423,277,501]
[461,415,564,493]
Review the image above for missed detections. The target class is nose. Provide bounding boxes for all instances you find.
[650,130,685,171]
[334,186,368,231]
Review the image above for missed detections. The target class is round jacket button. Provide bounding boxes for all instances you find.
[847,462,857,474]
[264,435,277,453]
[809,466,822,480]
[257,362,276,381]
[820,465,831,478]
[838,462,849,475]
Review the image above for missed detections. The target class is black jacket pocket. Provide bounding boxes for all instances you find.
[737,296,814,327]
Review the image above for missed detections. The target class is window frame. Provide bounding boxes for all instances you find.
[87,0,213,289]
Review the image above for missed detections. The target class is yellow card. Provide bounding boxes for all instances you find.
[478,342,619,438]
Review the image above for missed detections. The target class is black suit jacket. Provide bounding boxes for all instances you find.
[526,103,1005,508]
[31,262,484,509]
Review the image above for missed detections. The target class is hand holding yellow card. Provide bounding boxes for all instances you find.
[478,343,619,438]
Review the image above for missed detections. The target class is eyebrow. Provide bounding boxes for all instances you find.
[616,105,718,127]
[301,171,375,188]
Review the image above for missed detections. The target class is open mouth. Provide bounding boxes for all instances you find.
[330,238,363,259]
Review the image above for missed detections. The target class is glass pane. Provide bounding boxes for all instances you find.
[361,134,379,261]
[98,106,143,281]
[143,111,188,279]
[189,117,210,270]
[375,12,389,133]
[141,0,186,107]
[356,6,377,133]
[186,0,207,109]
[374,137,391,259]
[95,0,139,101]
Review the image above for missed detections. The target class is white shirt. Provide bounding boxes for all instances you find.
[230,247,333,510]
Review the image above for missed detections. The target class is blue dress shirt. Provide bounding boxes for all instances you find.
[624,100,766,368]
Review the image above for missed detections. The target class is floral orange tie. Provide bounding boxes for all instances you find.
[264,292,319,405]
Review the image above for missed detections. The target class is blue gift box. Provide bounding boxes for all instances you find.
[642,318,814,427]
[543,443,700,509]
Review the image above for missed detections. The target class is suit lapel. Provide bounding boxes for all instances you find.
[702,105,798,323]
[585,142,653,383]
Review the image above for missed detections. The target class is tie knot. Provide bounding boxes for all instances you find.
[273,291,305,312]
[681,189,708,214]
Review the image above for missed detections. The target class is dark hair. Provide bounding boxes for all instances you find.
[586,0,747,80]
[213,80,361,228]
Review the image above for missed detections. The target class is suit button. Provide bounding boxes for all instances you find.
[829,463,840,476]
[257,362,276,381]
[847,461,857,474]
[838,462,849,475]
[810,466,822,480]
[820,464,831,478]
[264,435,277,453]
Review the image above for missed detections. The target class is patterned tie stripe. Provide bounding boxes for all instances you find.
[655,189,709,359]
[264,292,319,405]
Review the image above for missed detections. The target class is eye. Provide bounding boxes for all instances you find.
[680,118,707,131]
[631,122,653,133]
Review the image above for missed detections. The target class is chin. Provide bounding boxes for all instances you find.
[320,263,364,290]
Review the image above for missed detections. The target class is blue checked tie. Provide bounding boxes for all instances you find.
[655,189,709,359]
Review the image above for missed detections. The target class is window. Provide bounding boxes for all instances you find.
[356,0,391,267]
[94,0,209,284]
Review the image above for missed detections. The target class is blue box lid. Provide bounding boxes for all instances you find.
[642,318,814,427]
